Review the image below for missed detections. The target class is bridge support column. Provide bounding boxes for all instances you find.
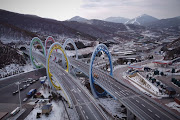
[127,109,136,120]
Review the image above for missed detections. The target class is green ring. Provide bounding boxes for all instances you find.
[29,37,46,69]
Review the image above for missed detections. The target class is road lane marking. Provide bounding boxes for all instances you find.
[137,97,172,120]
[155,114,160,118]
[115,92,122,97]
[77,88,81,92]
[83,110,85,114]
[86,116,89,119]
[141,104,145,107]
[148,109,152,112]
[136,100,139,103]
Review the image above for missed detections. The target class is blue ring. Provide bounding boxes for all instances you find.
[89,44,113,98]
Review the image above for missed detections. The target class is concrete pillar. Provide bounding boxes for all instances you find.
[127,109,135,120]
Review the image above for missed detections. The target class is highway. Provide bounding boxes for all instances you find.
[32,51,107,120]
[0,68,46,120]
[69,58,180,120]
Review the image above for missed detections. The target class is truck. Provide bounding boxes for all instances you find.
[27,89,37,98]
[165,87,176,97]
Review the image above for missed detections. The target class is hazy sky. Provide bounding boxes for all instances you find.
[0,0,180,21]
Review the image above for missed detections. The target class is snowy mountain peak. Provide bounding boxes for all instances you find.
[69,16,88,22]
[126,14,158,25]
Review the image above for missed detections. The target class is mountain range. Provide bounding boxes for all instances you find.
[125,14,159,25]
[0,9,180,45]
[0,9,145,44]
[69,14,180,29]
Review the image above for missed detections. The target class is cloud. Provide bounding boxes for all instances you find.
[0,0,179,20]
[80,0,180,19]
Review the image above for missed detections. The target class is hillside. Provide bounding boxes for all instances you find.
[161,37,180,60]
[0,9,96,42]
[0,9,147,43]
[0,22,37,44]
[0,41,26,68]
[146,16,180,30]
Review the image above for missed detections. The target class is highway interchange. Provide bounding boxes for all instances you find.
[33,51,108,120]
[28,49,180,120]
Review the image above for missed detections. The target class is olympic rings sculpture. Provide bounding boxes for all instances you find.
[89,44,113,98]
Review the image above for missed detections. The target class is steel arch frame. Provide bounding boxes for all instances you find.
[89,44,113,98]
[45,36,55,55]
[62,38,78,67]
[46,42,70,89]
[45,36,57,61]
[46,42,72,107]
[63,38,78,60]
[29,37,46,69]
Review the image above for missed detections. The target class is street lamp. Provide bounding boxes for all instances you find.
[15,82,22,110]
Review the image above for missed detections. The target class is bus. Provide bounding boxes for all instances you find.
[27,89,37,98]
[10,107,20,116]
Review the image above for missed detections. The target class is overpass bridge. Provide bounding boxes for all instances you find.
[28,36,179,120]
[28,37,107,120]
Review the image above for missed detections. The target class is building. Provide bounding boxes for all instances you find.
[153,60,172,67]
[42,104,52,114]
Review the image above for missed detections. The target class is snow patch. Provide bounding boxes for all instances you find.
[99,98,126,119]
[166,102,180,113]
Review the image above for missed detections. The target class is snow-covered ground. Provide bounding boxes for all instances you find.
[98,98,126,119]
[0,63,35,78]
[25,100,65,120]
[125,72,167,98]
[25,87,70,120]
[23,63,34,72]
[166,102,180,113]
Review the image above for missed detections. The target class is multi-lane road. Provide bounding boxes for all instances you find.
[69,58,180,120]
[0,68,46,120]
[32,51,107,120]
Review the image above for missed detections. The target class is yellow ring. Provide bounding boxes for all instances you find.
[47,45,69,90]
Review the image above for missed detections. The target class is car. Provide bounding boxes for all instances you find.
[20,88,23,91]
[12,92,16,95]
[33,80,36,83]
[15,90,19,93]
[23,85,27,89]
[23,98,28,102]
[28,80,31,82]
[28,78,32,80]
[23,81,27,83]
[30,82,33,84]
[27,84,30,87]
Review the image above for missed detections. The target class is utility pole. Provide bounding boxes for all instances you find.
[16,82,22,110]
